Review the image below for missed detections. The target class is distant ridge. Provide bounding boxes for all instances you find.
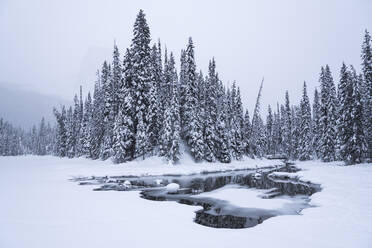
[0,84,70,129]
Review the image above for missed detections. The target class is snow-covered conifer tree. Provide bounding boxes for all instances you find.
[312,88,321,158]
[319,65,338,162]
[242,109,251,156]
[130,10,152,159]
[282,91,292,158]
[299,82,312,160]
[266,105,274,155]
[80,92,92,157]
[183,38,204,161]
[361,30,372,160]
[251,80,264,157]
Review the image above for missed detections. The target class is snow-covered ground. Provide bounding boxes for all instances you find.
[0,156,371,248]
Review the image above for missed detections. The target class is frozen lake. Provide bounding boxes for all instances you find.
[0,156,371,248]
[73,163,319,228]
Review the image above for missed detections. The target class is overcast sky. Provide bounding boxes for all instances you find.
[1,0,371,115]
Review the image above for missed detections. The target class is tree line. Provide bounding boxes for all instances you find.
[0,117,55,156]
[52,10,371,165]
[1,10,371,165]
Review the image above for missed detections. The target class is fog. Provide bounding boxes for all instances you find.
[1,0,371,126]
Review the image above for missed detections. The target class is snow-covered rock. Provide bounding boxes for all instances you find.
[166,183,180,193]
[106,179,116,183]
[123,180,131,188]
[155,179,163,185]
[254,172,262,179]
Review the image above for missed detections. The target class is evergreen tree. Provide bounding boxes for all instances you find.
[66,106,75,158]
[38,117,47,155]
[168,59,181,164]
[169,84,181,164]
[251,80,264,157]
[112,100,134,163]
[135,113,147,159]
[184,38,204,161]
[348,67,366,164]
[230,85,244,159]
[80,93,92,157]
[361,30,372,160]
[90,71,105,159]
[299,82,312,160]
[215,85,231,163]
[179,49,187,136]
[291,106,301,159]
[266,105,274,155]
[242,109,251,156]
[146,79,159,154]
[100,61,114,160]
[131,10,152,159]
[337,63,354,162]
[273,103,282,155]
[319,65,338,162]
[148,42,163,153]
[312,88,321,158]
[161,102,173,160]
[53,106,67,157]
[112,49,136,162]
[160,52,180,163]
[203,59,219,161]
[283,91,292,158]
[111,43,122,117]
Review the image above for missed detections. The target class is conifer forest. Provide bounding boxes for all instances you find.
[2,10,371,166]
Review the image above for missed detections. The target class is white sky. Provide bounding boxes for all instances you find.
[1,0,371,114]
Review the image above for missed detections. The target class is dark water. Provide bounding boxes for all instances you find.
[72,162,321,229]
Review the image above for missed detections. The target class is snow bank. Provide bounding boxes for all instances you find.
[2,155,280,178]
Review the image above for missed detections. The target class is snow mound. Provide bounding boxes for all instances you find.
[166,183,180,193]
[123,180,131,188]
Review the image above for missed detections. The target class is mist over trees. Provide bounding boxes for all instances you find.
[0,117,55,156]
[1,10,371,165]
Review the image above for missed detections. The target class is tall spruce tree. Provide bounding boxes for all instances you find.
[312,88,321,158]
[184,38,204,161]
[283,91,292,158]
[243,109,252,156]
[299,82,312,160]
[80,92,93,157]
[319,65,338,162]
[273,103,282,155]
[100,61,114,159]
[349,67,366,164]
[203,59,219,161]
[111,43,122,117]
[130,10,152,159]
[266,105,274,155]
[54,106,68,157]
[361,30,372,160]
[251,80,264,157]
[215,84,231,163]
[37,117,47,156]
[168,56,181,163]
[90,70,105,159]
[291,106,301,159]
[337,63,354,162]
[112,49,135,162]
